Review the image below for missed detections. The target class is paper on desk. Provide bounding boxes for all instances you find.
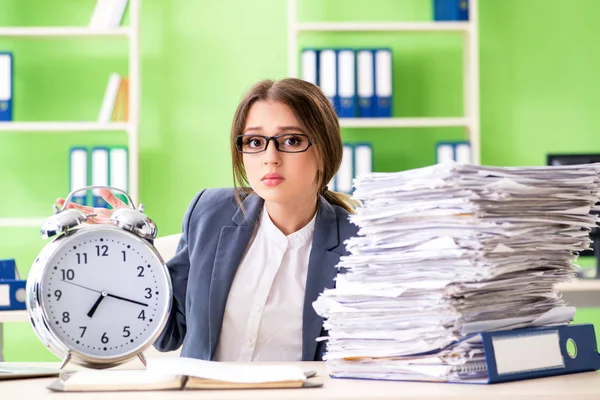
[146,357,306,383]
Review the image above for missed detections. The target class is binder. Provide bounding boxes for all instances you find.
[470,324,600,383]
[98,73,121,123]
[374,49,392,118]
[337,49,356,118]
[0,52,13,122]
[455,142,471,164]
[69,147,89,206]
[301,49,319,86]
[0,259,26,311]
[109,146,129,204]
[335,144,354,194]
[356,49,375,118]
[436,142,455,163]
[434,0,469,21]
[435,141,471,164]
[91,147,109,208]
[354,142,373,179]
[319,49,339,115]
[90,0,128,28]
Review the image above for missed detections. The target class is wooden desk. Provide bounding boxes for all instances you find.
[0,361,599,399]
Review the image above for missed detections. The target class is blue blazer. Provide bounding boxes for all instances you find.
[153,188,358,361]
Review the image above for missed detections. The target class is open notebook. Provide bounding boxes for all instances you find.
[48,357,322,391]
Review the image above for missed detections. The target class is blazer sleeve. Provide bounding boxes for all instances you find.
[153,189,205,352]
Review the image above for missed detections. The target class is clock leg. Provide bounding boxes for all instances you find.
[137,352,147,367]
[59,352,72,369]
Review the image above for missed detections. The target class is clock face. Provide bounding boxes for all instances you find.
[39,227,171,359]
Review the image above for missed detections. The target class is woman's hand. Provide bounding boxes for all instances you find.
[55,188,128,224]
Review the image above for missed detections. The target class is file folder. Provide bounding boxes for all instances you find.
[109,146,129,204]
[91,147,109,208]
[0,52,13,122]
[455,142,471,164]
[374,49,392,118]
[436,141,471,164]
[335,144,354,194]
[319,49,339,115]
[354,142,373,179]
[436,142,455,163]
[0,259,26,311]
[337,49,356,118]
[69,147,88,206]
[434,0,469,21]
[472,324,600,383]
[356,49,375,118]
[301,49,319,86]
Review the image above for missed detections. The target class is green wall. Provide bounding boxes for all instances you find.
[0,0,598,361]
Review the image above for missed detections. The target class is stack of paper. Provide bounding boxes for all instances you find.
[313,162,600,382]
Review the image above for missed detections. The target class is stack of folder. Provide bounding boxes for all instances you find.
[302,48,392,118]
[314,162,600,383]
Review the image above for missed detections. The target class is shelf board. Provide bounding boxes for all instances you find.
[0,218,47,228]
[0,27,130,38]
[295,22,471,32]
[339,117,470,128]
[0,122,129,132]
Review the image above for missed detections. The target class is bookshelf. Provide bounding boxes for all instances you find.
[287,0,481,165]
[0,0,141,229]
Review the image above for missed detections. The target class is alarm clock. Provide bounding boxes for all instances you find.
[26,186,172,369]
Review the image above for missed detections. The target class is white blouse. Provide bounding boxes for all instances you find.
[213,204,316,361]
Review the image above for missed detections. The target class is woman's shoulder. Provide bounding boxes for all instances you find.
[183,188,242,226]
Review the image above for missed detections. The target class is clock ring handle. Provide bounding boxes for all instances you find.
[61,186,136,212]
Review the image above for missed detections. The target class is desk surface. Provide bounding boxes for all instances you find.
[0,361,599,400]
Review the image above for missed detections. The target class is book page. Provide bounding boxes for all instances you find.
[146,357,306,384]
[49,370,183,392]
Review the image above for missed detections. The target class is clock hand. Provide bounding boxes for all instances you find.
[106,293,148,307]
[61,279,148,307]
[61,280,101,294]
[87,292,107,318]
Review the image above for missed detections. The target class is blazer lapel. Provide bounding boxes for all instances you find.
[302,196,341,361]
[208,193,263,359]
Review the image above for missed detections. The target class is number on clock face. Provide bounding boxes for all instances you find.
[40,228,170,358]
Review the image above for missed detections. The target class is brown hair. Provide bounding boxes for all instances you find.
[230,78,357,213]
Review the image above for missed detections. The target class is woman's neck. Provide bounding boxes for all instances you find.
[264,195,318,236]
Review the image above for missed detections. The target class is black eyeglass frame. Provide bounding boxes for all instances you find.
[235,134,313,154]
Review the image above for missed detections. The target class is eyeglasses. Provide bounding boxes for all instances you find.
[235,134,312,154]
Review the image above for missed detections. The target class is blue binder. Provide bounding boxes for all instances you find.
[433,0,469,21]
[373,48,392,118]
[436,141,471,164]
[356,49,375,118]
[301,48,319,87]
[0,259,26,311]
[474,324,600,383]
[69,147,89,206]
[91,147,110,208]
[0,52,13,121]
[319,49,339,115]
[337,49,356,118]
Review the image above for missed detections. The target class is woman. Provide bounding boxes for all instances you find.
[59,78,358,362]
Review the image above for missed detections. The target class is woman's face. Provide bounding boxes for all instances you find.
[241,100,319,206]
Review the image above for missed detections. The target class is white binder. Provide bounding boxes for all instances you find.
[337,49,356,118]
[318,49,337,110]
[109,147,129,195]
[98,73,121,123]
[91,147,109,207]
[301,49,318,86]
[69,148,88,205]
[336,144,354,194]
[354,143,373,179]
[356,49,374,118]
